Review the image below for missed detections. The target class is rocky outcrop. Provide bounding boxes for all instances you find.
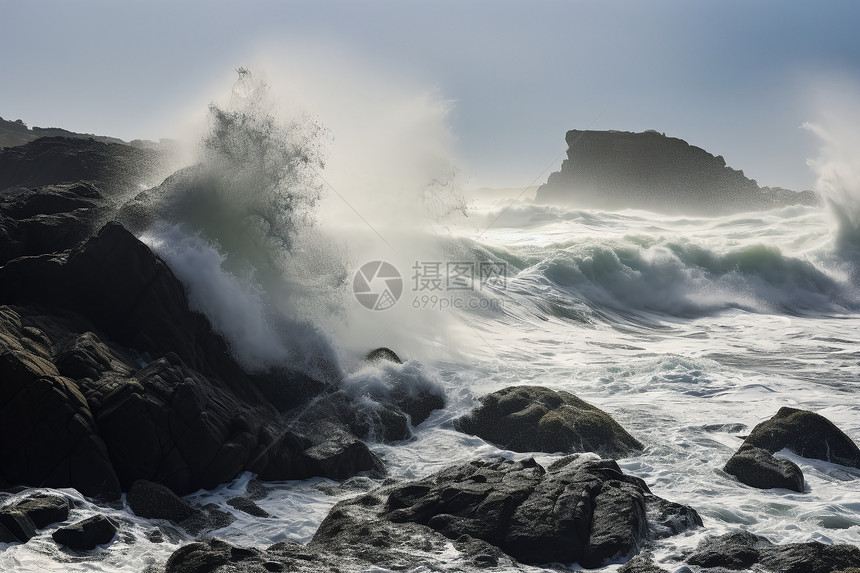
[0,218,382,498]
[52,514,118,551]
[536,130,818,215]
[455,385,642,457]
[0,136,162,194]
[742,407,860,468]
[724,444,805,492]
[164,455,701,571]
[0,306,122,498]
[375,455,700,567]
[687,530,860,572]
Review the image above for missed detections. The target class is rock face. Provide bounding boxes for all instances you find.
[52,514,118,551]
[742,407,860,468]
[164,455,701,571]
[687,530,860,573]
[536,130,819,215]
[455,386,643,457]
[0,219,381,498]
[724,444,805,492]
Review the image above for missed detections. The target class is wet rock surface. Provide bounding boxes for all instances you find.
[456,385,643,457]
[724,444,805,492]
[165,455,701,571]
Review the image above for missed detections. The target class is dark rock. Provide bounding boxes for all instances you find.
[618,552,671,572]
[299,424,385,480]
[11,493,70,528]
[245,479,270,501]
[295,392,412,443]
[688,530,860,573]
[51,514,117,551]
[687,529,765,569]
[227,497,270,518]
[536,129,819,215]
[724,444,805,492]
[455,385,643,457]
[178,503,236,536]
[759,541,860,573]
[0,136,161,193]
[742,407,860,468]
[313,455,700,567]
[126,480,201,524]
[55,332,117,380]
[0,306,121,499]
[365,347,402,364]
[0,222,262,403]
[86,356,285,494]
[0,508,36,543]
[248,367,332,412]
[165,539,260,573]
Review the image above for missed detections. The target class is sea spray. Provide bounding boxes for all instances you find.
[135,69,346,379]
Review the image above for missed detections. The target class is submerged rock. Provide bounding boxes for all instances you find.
[455,385,643,457]
[724,444,804,492]
[52,514,118,551]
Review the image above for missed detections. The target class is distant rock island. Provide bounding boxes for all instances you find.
[536,129,818,214]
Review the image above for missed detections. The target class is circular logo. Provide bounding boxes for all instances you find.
[353,261,403,311]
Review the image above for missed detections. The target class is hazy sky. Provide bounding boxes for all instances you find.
[3,0,859,190]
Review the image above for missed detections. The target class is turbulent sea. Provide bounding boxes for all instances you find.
[4,193,860,572]
[3,72,860,571]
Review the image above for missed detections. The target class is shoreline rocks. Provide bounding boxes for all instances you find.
[164,455,702,571]
[455,385,643,458]
[724,407,860,492]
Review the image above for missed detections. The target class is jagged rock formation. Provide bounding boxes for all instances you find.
[163,455,702,571]
[536,130,819,214]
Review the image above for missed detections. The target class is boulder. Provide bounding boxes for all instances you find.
[687,530,860,573]
[365,347,402,364]
[51,514,118,551]
[0,508,36,543]
[455,386,643,457]
[227,497,270,518]
[11,493,70,528]
[369,455,699,567]
[126,480,201,524]
[742,407,860,468]
[724,444,804,492]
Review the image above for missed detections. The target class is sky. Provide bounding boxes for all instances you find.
[2,0,860,190]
